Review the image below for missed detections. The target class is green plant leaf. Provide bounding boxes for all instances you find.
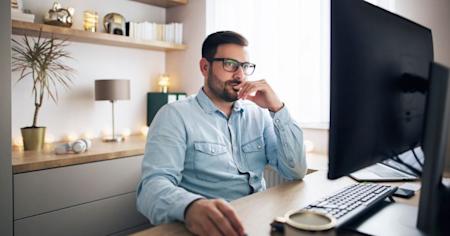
[11,29,75,127]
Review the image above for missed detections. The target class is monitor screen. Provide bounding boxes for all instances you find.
[328,0,433,179]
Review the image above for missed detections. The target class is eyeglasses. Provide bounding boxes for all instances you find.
[207,58,256,76]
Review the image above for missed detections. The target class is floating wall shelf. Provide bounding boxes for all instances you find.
[132,0,187,8]
[12,20,187,52]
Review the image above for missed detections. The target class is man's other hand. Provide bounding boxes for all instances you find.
[185,199,245,236]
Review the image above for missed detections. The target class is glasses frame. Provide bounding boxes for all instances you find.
[207,57,256,76]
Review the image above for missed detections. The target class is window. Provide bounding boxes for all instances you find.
[207,0,330,124]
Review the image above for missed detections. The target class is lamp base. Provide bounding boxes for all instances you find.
[102,136,124,142]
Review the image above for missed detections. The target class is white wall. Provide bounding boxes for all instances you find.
[394,0,450,67]
[166,0,207,95]
[12,0,168,141]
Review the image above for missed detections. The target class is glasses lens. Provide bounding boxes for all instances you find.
[243,63,256,75]
[223,59,239,72]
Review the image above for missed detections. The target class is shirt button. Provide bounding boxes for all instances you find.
[211,149,215,153]
[257,145,262,149]
[276,119,280,123]
[289,160,295,167]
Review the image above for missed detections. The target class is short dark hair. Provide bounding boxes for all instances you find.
[201,31,248,60]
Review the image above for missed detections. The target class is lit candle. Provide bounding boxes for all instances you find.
[12,137,23,147]
[81,131,95,140]
[140,126,149,136]
[65,133,78,142]
[122,128,131,138]
[101,127,113,140]
[45,134,55,144]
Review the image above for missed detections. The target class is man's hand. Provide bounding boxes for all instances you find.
[185,199,245,236]
[234,79,283,112]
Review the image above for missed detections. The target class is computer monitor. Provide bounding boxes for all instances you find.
[328,0,432,179]
[328,0,449,234]
[418,63,450,233]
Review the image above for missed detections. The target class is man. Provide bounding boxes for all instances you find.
[137,31,307,236]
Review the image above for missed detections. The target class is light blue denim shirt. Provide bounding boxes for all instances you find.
[137,88,307,225]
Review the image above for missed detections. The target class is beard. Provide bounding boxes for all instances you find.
[207,69,241,102]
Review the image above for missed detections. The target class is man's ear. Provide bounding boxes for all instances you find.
[199,58,209,77]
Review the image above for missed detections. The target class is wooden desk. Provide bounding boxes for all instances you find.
[132,169,420,236]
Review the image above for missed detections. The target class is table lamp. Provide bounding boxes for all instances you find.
[95,79,130,142]
[158,74,170,93]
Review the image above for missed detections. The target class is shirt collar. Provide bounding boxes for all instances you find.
[196,88,244,114]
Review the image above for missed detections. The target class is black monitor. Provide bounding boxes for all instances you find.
[328,0,449,234]
[328,0,433,179]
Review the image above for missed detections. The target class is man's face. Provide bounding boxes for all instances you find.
[205,44,249,102]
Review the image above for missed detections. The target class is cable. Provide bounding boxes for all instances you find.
[391,154,422,177]
[411,148,424,167]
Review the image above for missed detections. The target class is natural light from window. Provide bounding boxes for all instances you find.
[206,0,330,126]
[206,0,395,126]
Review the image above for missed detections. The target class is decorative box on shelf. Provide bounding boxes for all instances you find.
[147,92,187,126]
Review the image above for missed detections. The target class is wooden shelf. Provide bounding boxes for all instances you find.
[12,20,186,51]
[131,0,187,8]
[12,135,147,174]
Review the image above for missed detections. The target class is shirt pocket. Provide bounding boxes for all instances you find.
[242,136,267,171]
[193,142,231,182]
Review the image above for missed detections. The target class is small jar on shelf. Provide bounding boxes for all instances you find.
[83,10,98,32]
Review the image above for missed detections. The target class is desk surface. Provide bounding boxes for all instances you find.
[132,164,420,236]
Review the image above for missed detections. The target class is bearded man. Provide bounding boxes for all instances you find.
[137,31,307,236]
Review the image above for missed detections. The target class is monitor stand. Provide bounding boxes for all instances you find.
[343,200,425,236]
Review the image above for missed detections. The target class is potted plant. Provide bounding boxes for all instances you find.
[12,31,74,151]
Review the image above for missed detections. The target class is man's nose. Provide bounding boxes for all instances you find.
[233,66,246,80]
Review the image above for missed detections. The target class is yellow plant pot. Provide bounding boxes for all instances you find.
[21,127,46,151]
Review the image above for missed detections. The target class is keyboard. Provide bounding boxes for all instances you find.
[304,183,397,227]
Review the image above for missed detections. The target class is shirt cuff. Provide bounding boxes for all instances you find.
[173,193,205,222]
[270,105,292,125]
